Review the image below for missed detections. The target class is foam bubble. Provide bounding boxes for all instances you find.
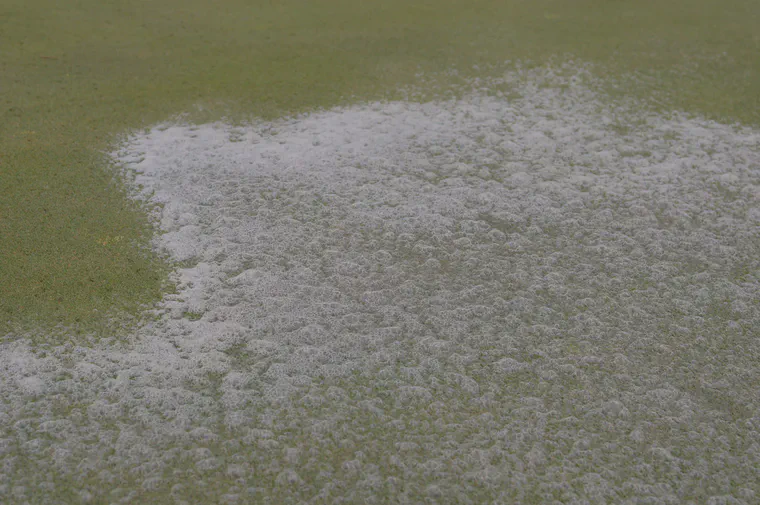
[2,66,759,502]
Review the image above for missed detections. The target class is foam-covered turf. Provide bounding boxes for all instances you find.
[2,67,759,503]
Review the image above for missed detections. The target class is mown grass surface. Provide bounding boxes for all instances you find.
[1,0,758,337]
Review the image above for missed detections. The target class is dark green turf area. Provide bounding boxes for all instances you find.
[1,0,758,338]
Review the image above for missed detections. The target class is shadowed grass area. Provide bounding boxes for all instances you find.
[1,0,758,337]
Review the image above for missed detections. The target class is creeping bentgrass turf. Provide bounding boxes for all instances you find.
[1,0,759,337]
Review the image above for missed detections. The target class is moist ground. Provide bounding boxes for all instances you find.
[2,67,759,503]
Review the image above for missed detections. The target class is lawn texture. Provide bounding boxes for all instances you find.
[1,0,759,336]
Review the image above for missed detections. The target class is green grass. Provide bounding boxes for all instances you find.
[1,0,758,337]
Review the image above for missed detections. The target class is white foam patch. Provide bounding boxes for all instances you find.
[2,68,760,503]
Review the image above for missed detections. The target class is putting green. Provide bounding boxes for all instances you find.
[1,0,758,337]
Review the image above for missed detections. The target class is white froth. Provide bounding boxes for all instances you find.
[2,68,759,503]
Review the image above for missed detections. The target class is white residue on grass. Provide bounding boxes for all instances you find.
[2,66,759,503]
